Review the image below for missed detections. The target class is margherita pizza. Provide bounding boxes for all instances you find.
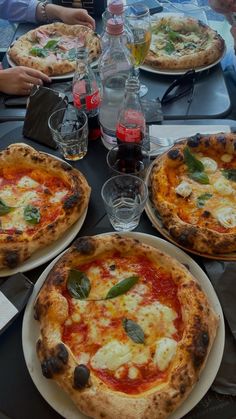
[8,22,101,76]
[0,143,90,269]
[34,234,218,419]
[145,16,224,70]
[150,132,236,255]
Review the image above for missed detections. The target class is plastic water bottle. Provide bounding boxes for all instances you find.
[99,18,132,149]
[72,47,101,141]
[101,0,134,52]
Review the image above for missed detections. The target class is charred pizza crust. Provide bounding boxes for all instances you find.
[150,133,236,254]
[145,16,224,70]
[0,144,90,268]
[8,22,101,76]
[35,234,218,419]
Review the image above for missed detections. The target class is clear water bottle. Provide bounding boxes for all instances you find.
[99,18,133,149]
[101,0,134,52]
[72,47,101,141]
[116,77,146,144]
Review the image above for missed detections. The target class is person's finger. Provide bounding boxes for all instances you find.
[24,67,51,83]
[24,75,43,86]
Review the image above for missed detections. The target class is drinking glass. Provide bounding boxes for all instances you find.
[106,143,150,178]
[126,4,151,97]
[48,105,88,161]
[101,174,148,231]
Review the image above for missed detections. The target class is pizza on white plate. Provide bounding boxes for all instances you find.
[34,234,218,419]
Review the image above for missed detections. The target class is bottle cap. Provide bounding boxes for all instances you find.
[106,18,124,35]
[108,0,124,15]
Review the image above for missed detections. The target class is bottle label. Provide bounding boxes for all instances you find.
[116,110,145,143]
[86,89,101,110]
[116,124,142,143]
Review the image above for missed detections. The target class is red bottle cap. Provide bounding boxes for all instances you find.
[108,0,124,15]
[106,18,124,35]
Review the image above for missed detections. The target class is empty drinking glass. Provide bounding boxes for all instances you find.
[101,174,148,231]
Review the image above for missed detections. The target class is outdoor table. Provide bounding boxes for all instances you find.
[0,21,232,121]
[0,120,236,419]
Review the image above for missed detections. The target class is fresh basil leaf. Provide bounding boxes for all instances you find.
[23,205,40,224]
[164,41,175,54]
[122,318,145,344]
[190,172,210,184]
[105,276,139,299]
[67,47,77,61]
[67,269,91,299]
[44,39,59,50]
[168,30,181,41]
[30,47,48,57]
[196,193,212,208]
[0,198,14,216]
[222,169,236,182]
[184,147,204,173]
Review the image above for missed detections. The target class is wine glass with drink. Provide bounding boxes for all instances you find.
[126,3,151,97]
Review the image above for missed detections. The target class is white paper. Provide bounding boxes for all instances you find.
[0,291,18,330]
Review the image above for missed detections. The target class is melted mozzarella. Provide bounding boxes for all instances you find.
[215,207,236,228]
[154,337,177,371]
[2,207,27,231]
[175,181,192,198]
[91,340,132,370]
[76,352,90,365]
[136,302,177,337]
[128,366,139,379]
[213,177,234,196]
[17,176,39,188]
[49,190,68,203]
[200,157,218,173]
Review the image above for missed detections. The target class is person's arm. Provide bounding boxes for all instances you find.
[36,2,95,29]
[0,0,38,23]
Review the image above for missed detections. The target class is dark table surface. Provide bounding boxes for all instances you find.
[0,21,232,122]
[0,120,236,419]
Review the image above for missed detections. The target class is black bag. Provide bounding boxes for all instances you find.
[23,85,68,149]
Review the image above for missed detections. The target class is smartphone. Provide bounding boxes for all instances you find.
[126,0,163,15]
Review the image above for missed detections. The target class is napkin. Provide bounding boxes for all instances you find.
[0,273,34,335]
[202,260,236,396]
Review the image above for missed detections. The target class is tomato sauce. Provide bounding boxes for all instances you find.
[95,366,167,394]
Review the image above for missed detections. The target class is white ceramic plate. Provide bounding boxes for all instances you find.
[22,232,225,419]
[6,51,98,80]
[140,52,225,76]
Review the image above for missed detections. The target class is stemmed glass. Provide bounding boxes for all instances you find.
[126,4,151,97]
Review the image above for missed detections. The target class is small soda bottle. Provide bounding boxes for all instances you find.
[116,76,145,144]
[73,47,101,141]
[115,77,146,174]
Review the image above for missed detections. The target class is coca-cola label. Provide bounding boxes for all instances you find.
[85,90,101,110]
[116,110,145,143]
[116,124,142,143]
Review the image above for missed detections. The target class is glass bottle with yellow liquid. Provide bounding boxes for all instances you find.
[126,4,151,96]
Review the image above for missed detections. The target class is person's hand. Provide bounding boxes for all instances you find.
[0,67,51,95]
[209,0,236,15]
[52,7,95,30]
